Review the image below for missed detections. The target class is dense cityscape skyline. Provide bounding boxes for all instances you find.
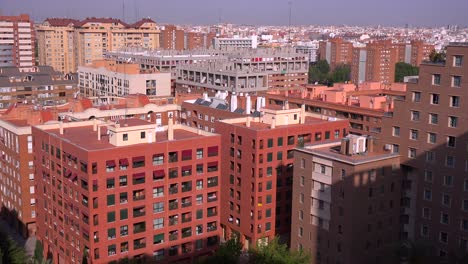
[2,0,468,26]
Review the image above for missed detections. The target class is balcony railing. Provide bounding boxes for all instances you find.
[169,233,178,241]
[169,202,178,210]
[169,218,178,226]
[182,216,192,223]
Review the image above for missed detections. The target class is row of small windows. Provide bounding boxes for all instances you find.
[412,92,460,107]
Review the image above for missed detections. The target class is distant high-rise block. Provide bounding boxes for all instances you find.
[0,14,35,70]
[318,38,353,70]
[36,17,160,73]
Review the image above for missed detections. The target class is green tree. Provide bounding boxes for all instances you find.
[33,240,44,264]
[308,60,330,84]
[394,62,419,82]
[330,64,351,83]
[6,238,28,264]
[200,238,243,264]
[429,49,446,63]
[249,237,311,264]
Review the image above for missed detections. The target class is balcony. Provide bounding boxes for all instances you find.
[134,242,146,250]
[182,228,192,238]
[182,215,192,223]
[182,184,192,192]
[207,193,217,202]
[169,185,178,195]
[169,232,178,241]
[207,207,217,217]
[133,208,145,218]
[169,201,178,210]
[181,200,192,208]
[132,191,145,201]
[133,223,146,234]
[207,222,217,232]
[207,178,218,188]
[169,217,178,226]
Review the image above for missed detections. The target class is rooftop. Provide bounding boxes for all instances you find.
[37,119,217,151]
[297,139,399,165]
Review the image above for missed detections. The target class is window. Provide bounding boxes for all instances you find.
[429,113,438,124]
[153,187,164,198]
[196,149,203,159]
[411,111,420,121]
[392,126,400,136]
[408,148,416,158]
[422,207,431,219]
[123,133,128,141]
[421,225,428,237]
[424,170,433,182]
[120,209,128,220]
[446,156,455,168]
[140,132,146,139]
[153,218,164,229]
[425,151,435,162]
[300,176,304,186]
[106,178,115,189]
[153,202,164,213]
[441,213,449,225]
[427,133,437,144]
[412,91,421,102]
[107,212,116,223]
[442,194,451,207]
[450,96,460,107]
[452,76,462,87]
[432,74,441,85]
[120,225,128,236]
[454,55,463,67]
[392,144,399,154]
[423,189,432,201]
[298,227,303,237]
[430,93,440,105]
[277,151,283,160]
[449,116,458,128]
[444,175,453,187]
[440,232,448,244]
[410,129,418,140]
[267,138,273,148]
[107,194,115,206]
[447,136,456,147]
[267,153,273,162]
[300,193,304,203]
[153,154,164,165]
[277,137,283,146]
[464,200,468,211]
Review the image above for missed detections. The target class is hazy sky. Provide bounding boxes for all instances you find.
[2,0,468,26]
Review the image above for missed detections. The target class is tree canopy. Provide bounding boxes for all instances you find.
[394,62,419,82]
[248,237,311,264]
[198,238,243,264]
[308,60,350,85]
[428,49,446,63]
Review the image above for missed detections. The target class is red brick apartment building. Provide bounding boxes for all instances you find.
[318,38,354,71]
[380,43,468,259]
[291,135,401,264]
[214,105,349,248]
[33,119,221,264]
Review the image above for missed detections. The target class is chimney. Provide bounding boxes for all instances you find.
[366,136,374,153]
[246,116,251,127]
[300,104,305,124]
[93,119,97,131]
[97,125,101,141]
[59,121,64,135]
[230,93,238,112]
[168,116,174,141]
[340,138,349,155]
[271,116,276,129]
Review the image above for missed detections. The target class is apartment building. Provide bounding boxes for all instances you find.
[291,135,401,264]
[36,19,78,74]
[36,17,160,73]
[0,66,78,109]
[34,118,221,264]
[160,25,185,51]
[214,106,349,249]
[0,14,35,70]
[380,43,468,259]
[351,40,434,85]
[318,38,354,71]
[212,36,258,49]
[0,95,180,238]
[78,60,171,101]
[264,81,407,136]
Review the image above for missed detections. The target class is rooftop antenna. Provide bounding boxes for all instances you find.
[122,0,126,22]
[218,8,222,25]
[288,1,292,45]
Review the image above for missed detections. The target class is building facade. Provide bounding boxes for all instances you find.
[291,135,401,264]
[0,66,78,109]
[34,119,221,263]
[0,14,35,70]
[380,43,468,259]
[215,106,349,249]
[318,38,354,71]
[78,60,171,101]
[36,17,160,73]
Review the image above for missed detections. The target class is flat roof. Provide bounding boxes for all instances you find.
[296,139,399,165]
[228,116,337,131]
[43,124,214,151]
